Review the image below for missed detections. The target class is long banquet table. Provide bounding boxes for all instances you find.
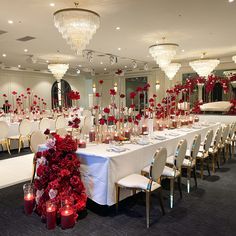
[57,122,220,206]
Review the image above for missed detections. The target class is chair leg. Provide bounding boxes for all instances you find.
[193,166,198,188]
[187,167,191,193]
[170,178,175,208]
[206,158,211,176]
[115,184,120,213]
[229,144,232,159]
[216,150,220,169]
[157,188,165,215]
[200,159,204,180]
[146,191,151,228]
[18,138,22,153]
[177,176,182,199]
[212,153,215,173]
[222,147,226,163]
[6,139,11,155]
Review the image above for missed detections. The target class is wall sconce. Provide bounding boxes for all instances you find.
[155,81,160,91]
[92,84,96,94]
[114,82,118,92]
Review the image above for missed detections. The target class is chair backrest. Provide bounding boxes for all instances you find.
[221,124,230,143]
[39,118,50,132]
[203,129,214,152]
[150,148,167,182]
[56,128,68,137]
[55,116,66,130]
[19,119,31,136]
[229,122,236,139]
[175,139,187,169]
[30,131,46,153]
[0,121,9,139]
[213,126,222,147]
[191,134,201,159]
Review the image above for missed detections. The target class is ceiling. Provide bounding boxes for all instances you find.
[0,0,236,75]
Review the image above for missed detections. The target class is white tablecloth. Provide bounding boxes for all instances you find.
[39,122,220,206]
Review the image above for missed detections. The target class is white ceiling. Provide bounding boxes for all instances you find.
[0,0,236,75]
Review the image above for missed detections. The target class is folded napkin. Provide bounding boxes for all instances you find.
[106,146,127,153]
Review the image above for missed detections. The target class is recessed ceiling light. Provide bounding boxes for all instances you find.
[116,26,120,30]
[78,64,82,67]
[24,49,28,52]
[125,65,127,68]
[2,54,6,57]
[182,49,185,52]
[118,48,121,51]
[100,61,103,65]
[104,68,107,71]
[50,3,55,7]
[46,60,49,63]
[146,55,150,58]
[18,65,21,68]
[229,0,234,3]
[8,20,13,24]
[77,69,80,74]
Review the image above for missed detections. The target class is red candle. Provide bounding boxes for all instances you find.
[142,125,148,134]
[24,193,35,215]
[194,116,199,122]
[158,125,163,131]
[89,130,95,142]
[104,137,110,144]
[172,120,177,128]
[61,208,75,229]
[46,205,57,230]
[124,130,130,139]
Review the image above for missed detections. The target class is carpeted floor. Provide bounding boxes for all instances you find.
[0,153,236,236]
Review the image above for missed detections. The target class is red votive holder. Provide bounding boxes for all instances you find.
[124,130,131,139]
[114,133,119,141]
[89,130,96,142]
[104,135,112,144]
[142,125,148,134]
[61,205,75,230]
[46,201,57,230]
[172,120,178,128]
[23,183,35,215]
[78,141,86,148]
[194,116,199,122]
[158,124,164,131]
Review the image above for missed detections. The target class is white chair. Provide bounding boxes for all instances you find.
[219,124,230,163]
[8,119,31,153]
[197,129,214,179]
[30,131,46,182]
[56,128,68,137]
[142,139,187,208]
[225,122,236,159]
[116,148,167,228]
[55,116,66,130]
[82,110,92,117]
[39,118,50,133]
[81,116,92,135]
[0,121,11,155]
[30,131,46,154]
[182,134,201,193]
[209,127,222,172]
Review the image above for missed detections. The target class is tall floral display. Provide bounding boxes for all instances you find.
[33,134,87,228]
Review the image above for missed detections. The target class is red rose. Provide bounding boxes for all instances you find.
[135,113,142,120]
[108,116,115,122]
[110,89,116,96]
[103,107,110,114]
[130,104,135,109]
[12,91,17,95]
[128,117,133,123]
[136,87,143,92]
[44,129,50,135]
[95,93,100,97]
[130,92,136,99]
[153,94,157,98]
[99,118,106,125]
[94,105,99,110]
[149,98,154,103]
[99,80,104,84]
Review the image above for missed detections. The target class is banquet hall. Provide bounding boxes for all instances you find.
[0,0,236,235]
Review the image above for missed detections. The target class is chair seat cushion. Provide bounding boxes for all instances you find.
[117,174,160,191]
[162,166,180,177]
[8,135,29,140]
[182,158,195,167]
[142,165,150,174]
[166,155,175,165]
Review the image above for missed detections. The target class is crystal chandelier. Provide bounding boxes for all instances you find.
[163,63,181,80]
[48,64,69,80]
[233,55,236,63]
[149,43,179,68]
[189,54,220,77]
[53,3,100,55]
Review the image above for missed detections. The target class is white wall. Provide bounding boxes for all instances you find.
[0,69,93,109]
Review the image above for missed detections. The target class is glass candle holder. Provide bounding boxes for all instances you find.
[142,125,148,134]
[124,129,131,139]
[60,204,75,230]
[23,183,35,215]
[46,201,57,230]
[114,132,120,141]
[89,127,96,142]
[78,139,86,148]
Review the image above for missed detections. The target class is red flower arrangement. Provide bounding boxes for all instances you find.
[99,118,106,125]
[68,91,80,100]
[68,118,81,129]
[103,107,110,114]
[33,135,87,220]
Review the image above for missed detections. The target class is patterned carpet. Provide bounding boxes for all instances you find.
[0,152,236,236]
